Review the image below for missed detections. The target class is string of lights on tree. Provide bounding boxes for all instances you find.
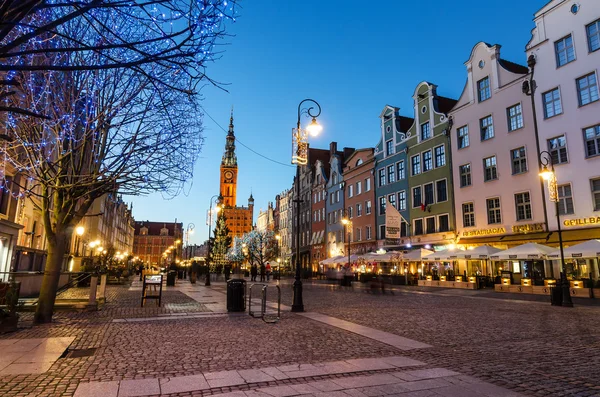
[0,1,237,201]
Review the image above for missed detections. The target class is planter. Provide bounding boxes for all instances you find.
[0,314,18,334]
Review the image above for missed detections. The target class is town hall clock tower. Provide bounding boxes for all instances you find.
[220,110,238,207]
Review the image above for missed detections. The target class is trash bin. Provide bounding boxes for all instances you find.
[227,278,246,312]
[550,284,562,306]
[167,271,177,286]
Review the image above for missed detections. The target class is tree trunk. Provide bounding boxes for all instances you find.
[34,232,67,324]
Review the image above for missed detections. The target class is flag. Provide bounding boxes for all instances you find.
[385,204,401,239]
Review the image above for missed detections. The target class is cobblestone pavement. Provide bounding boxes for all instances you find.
[1,278,599,396]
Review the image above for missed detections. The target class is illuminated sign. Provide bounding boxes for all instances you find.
[512,223,544,234]
[563,217,600,227]
[462,227,505,237]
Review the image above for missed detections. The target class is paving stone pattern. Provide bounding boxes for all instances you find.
[1,280,599,396]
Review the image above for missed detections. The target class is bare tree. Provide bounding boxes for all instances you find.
[1,2,236,323]
[0,0,237,117]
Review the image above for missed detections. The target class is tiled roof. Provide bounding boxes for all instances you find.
[435,96,458,114]
[498,58,529,74]
[134,221,182,236]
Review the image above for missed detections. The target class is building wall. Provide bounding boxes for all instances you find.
[311,161,327,271]
[278,188,293,268]
[404,82,456,248]
[133,221,182,267]
[450,42,546,246]
[374,106,411,248]
[527,0,600,234]
[343,148,377,254]
[326,154,346,257]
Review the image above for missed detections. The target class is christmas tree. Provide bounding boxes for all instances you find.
[210,211,232,275]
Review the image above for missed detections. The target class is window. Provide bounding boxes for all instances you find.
[330,193,334,205]
[347,206,353,219]
[414,219,423,235]
[411,155,421,175]
[591,178,600,211]
[457,125,469,149]
[486,197,502,224]
[365,178,371,192]
[379,225,386,240]
[379,196,386,216]
[434,145,445,167]
[557,185,574,215]
[555,35,576,67]
[314,193,317,204]
[459,164,472,187]
[334,211,338,224]
[386,140,394,156]
[397,160,405,180]
[588,19,600,53]
[388,194,396,209]
[421,122,431,141]
[398,191,406,211]
[436,179,447,202]
[366,226,372,240]
[511,147,528,175]
[548,136,568,164]
[328,212,332,224]
[401,222,407,237]
[336,190,340,203]
[387,165,395,184]
[425,217,436,234]
[542,88,563,118]
[507,103,523,131]
[348,185,353,198]
[355,227,362,242]
[366,200,372,215]
[378,169,385,187]
[463,202,475,227]
[577,73,599,106]
[477,76,491,102]
[438,214,449,232]
[356,203,362,217]
[483,156,498,181]
[422,150,433,172]
[356,181,362,195]
[515,192,533,221]
[584,125,600,157]
[413,186,422,208]
[480,115,494,141]
[424,183,434,206]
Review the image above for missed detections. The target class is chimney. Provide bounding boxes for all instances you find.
[343,147,355,160]
[329,141,338,155]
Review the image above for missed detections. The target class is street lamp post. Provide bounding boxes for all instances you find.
[341,216,352,271]
[185,223,195,261]
[275,234,281,280]
[539,151,573,308]
[206,194,220,286]
[291,99,322,312]
[75,226,85,257]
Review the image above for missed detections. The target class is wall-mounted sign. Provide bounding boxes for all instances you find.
[462,227,506,237]
[512,223,544,234]
[563,217,600,227]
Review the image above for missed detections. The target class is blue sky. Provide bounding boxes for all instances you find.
[130,0,549,244]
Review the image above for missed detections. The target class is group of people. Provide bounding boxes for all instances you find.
[250,263,273,282]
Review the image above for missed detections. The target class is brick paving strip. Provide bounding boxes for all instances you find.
[73,355,522,396]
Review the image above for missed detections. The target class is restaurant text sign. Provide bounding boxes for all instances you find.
[462,227,505,237]
[563,217,600,227]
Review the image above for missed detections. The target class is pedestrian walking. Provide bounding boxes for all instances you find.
[260,263,266,282]
[250,264,258,281]
[266,263,271,281]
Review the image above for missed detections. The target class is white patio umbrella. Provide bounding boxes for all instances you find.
[332,254,359,264]
[400,249,434,261]
[547,239,600,259]
[360,252,394,262]
[423,249,462,261]
[490,243,555,260]
[454,245,502,259]
[320,255,343,265]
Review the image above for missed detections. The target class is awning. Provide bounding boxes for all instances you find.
[548,239,600,259]
[490,243,555,260]
[458,227,600,246]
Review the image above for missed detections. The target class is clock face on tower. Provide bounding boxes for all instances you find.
[224,170,234,181]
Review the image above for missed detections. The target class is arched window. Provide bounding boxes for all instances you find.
[356,159,363,166]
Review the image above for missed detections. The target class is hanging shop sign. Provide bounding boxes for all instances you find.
[511,223,545,234]
[462,227,506,237]
[563,217,600,227]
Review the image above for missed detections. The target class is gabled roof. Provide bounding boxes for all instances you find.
[435,96,458,114]
[396,116,414,132]
[498,58,528,74]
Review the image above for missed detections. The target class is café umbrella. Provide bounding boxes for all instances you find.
[401,249,434,261]
[490,243,555,260]
[547,239,600,259]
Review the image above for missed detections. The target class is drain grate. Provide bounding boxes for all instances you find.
[64,348,97,358]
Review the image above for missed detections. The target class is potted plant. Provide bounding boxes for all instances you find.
[0,280,21,334]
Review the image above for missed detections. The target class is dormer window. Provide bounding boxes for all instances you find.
[477,77,491,102]
[160,227,169,236]
[140,227,148,236]
[386,140,394,156]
